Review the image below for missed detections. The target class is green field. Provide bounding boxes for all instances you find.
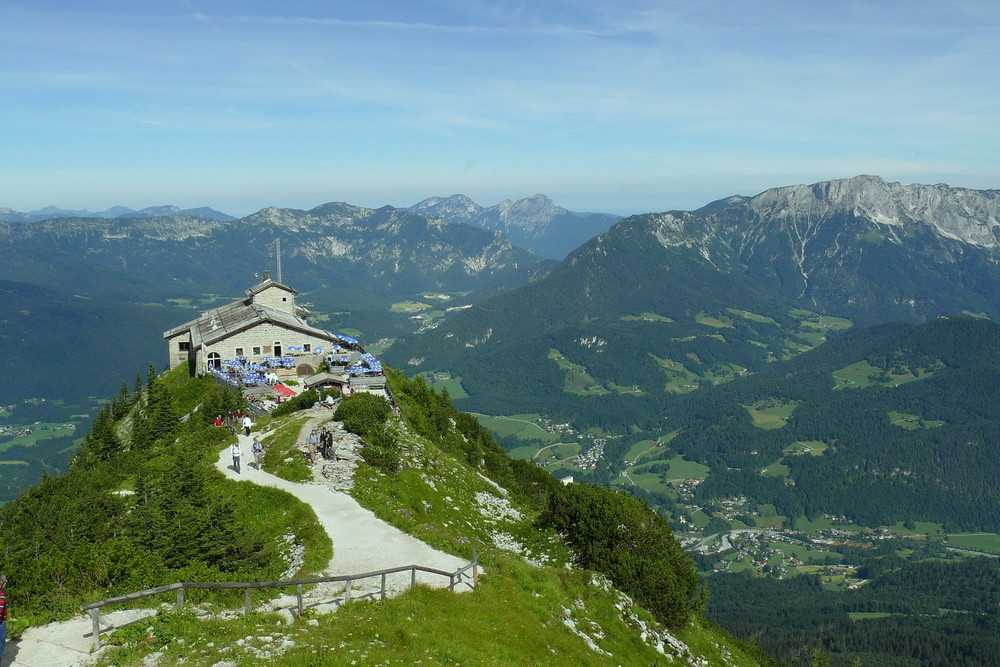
[620,312,674,322]
[745,400,799,429]
[0,422,78,453]
[784,440,828,456]
[832,360,883,388]
[420,373,469,399]
[947,533,1000,553]
[389,301,432,312]
[761,460,790,477]
[529,442,580,463]
[695,312,734,328]
[548,349,610,395]
[848,612,900,621]
[474,414,559,442]
[664,455,710,480]
[726,308,777,325]
[888,411,944,430]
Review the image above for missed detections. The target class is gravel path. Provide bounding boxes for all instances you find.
[5,408,470,667]
[223,408,469,582]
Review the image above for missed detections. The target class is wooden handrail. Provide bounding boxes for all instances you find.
[81,551,478,650]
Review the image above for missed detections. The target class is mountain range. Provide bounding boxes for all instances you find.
[0,204,236,222]
[386,175,1000,419]
[408,193,621,259]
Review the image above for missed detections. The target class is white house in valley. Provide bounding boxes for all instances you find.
[163,273,345,376]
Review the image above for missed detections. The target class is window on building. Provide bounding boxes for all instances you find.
[235,348,244,357]
[252,346,261,355]
[207,352,222,370]
[178,341,190,351]
[303,343,311,352]
[274,342,282,357]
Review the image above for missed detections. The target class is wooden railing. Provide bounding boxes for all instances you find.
[80,551,478,650]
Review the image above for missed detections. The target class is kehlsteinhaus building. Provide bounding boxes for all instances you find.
[163,274,346,376]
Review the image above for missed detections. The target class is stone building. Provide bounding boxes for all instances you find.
[163,274,342,376]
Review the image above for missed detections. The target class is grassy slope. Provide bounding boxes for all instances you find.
[92,383,771,666]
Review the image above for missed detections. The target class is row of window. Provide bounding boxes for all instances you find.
[177,341,314,356]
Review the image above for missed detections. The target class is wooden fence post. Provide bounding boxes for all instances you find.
[176,585,184,612]
[410,568,416,588]
[296,584,304,616]
[380,573,387,600]
[89,608,101,651]
[244,588,253,614]
[472,548,479,588]
[345,579,353,603]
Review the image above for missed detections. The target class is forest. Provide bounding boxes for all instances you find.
[706,558,1000,666]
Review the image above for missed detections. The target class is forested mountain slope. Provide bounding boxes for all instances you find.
[670,316,1000,532]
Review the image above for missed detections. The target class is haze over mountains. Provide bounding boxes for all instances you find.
[0,204,236,222]
[408,193,621,258]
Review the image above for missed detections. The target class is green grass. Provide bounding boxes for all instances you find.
[624,439,662,462]
[261,416,313,482]
[947,533,1000,553]
[473,414,559,442]
[783,441,828,456]
[389,301,432,312]
[795,515,834,531]
[620,311,674,322]
[548,348,611,395]
[831,360,883,389]
[848,612,899,621]
[0,422,79,452]
[664,455,710,480]
[744,400,799,429]
[888,411,945,430]
[760,461,790,477]
[225,480,332,577]
[93,554,766,667]
[419,373,469,399]
[695,312,734,328]
[726,308,777,325]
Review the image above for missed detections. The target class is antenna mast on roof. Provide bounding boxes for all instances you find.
[275,238,283,284]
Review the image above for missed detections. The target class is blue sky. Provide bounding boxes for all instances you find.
[2,1,998,216]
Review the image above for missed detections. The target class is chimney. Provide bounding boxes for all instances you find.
[263,271,270,281]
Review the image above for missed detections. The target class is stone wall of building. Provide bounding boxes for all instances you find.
[251,284,296,313]
[201,321,331,374]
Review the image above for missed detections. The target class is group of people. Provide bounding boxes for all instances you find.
[231,435,265,474]
[213,410,249,428]
[305,428,336,463]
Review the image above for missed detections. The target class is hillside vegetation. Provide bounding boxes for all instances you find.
[0,365,773,665]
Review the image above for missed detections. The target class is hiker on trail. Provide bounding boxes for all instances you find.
[231,441,243,474]
[214,414,223,427]
[252,437,264,469]
[307,430,319,463]
[0,573,8,663]
[242,415,253,436]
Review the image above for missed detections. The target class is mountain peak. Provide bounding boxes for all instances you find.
[748,175,1000,246]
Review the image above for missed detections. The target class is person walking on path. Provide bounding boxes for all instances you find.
[242,415,253,437]
[1,573,8,663]
[252,437,264,469]
[307,430,319,463]
[231,441,243,474]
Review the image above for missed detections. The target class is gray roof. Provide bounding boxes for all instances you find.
[245,277,297,297]
[164,298,336,348]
